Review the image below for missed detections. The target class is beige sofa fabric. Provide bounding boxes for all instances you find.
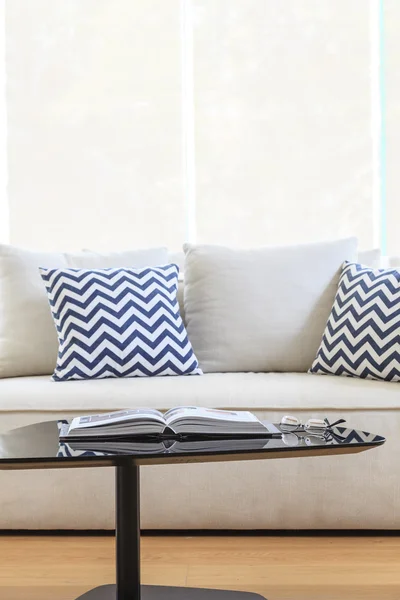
[0,245,68,378]
[183,238,358,373]
[0,371,399,414]
[0,373,395,530]
[0,245,169,378]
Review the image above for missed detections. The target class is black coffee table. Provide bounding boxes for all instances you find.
[0,420,385,600]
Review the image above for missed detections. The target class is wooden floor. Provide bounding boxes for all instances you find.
[0,535,399,600]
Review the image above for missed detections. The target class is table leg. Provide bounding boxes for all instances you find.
[75,463,266,600]
[116,462,141,599]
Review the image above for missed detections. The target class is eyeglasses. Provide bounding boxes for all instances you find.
[279,416,347,447]
[280,415,346,435]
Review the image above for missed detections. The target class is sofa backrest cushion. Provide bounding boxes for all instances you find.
[74,248,169,269]
[0,244,168,378]
[183,238,358,373]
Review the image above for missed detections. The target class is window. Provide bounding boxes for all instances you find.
[0,0,6,244]
[1,1,394,253]
[385,0,399,255]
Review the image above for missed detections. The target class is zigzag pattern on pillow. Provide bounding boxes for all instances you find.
[309,262,400,382]
[40,264,201,381]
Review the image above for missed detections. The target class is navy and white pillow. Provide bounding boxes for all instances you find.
[40,264,202,381]
[309,261,400,382]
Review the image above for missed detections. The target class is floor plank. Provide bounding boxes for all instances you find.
[0,535,399,600]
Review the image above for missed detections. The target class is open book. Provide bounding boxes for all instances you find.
[60,407,281,440]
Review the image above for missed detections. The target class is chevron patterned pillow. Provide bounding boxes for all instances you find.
[309,261,400,382]
[39,264,202,381]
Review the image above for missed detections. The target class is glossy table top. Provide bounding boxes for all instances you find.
[0,421,385,470]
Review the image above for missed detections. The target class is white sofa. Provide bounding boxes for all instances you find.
[0,371,396,530]
[0,240,397,529]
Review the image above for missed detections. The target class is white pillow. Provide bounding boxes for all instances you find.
[168,251,185,275]
[183,238,358,373]
[358,248,381,268]
[0,244,169,378]
[78,247,169,268]
[381,255,400,268]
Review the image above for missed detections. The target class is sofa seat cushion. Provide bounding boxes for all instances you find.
[0,372,399,416]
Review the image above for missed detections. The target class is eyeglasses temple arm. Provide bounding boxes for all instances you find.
[324,418,346,428]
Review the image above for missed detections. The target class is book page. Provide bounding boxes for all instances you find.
[164,406,260,425]
[69,409,166,431]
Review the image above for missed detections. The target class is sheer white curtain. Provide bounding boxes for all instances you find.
[6,0,184,251]
[193,0,375,248]
[385,0,399,255]
[2,0,391,252]
[0,0,7,244]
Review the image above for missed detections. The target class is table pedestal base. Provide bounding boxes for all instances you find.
[86,464,266,600]
[75,584,267,600]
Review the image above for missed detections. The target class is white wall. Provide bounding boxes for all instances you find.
[4,0,385,252]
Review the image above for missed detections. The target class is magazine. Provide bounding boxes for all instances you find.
[60,407,281,440]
